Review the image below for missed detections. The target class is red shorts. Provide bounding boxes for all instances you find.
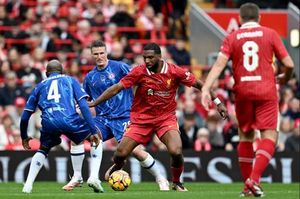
[123,116,179,144]
[235,99,279,133]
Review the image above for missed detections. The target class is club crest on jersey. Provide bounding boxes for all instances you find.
[185,71,191,80]
[166,79,172,88]
[147,89,154,95]
[108,73,115,80]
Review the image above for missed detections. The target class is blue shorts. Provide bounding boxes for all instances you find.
[40,116,91,148]
[94,116,130,142]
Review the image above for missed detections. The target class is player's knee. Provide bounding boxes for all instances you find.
[115,147,130,158]
[168,145,182,157]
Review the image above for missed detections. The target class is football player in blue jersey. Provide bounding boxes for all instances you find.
[63,40,170,191]
[20,60,104,194]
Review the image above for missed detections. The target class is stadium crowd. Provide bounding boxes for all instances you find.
[0,0,299,152]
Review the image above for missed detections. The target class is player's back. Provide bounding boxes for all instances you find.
[35,74,79,122]
[224,23,286,100]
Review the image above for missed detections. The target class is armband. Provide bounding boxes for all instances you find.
[213,98,222,106]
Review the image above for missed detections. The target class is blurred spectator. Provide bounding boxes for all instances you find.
[0,36,6,62]
[178,99,204,128]
[90,11,106,27]
[167,37,191,66]
[102,0,117,23]
[75,19,94,48]
[103,23,119,53]
[136,4,155,31]
[0,113,18,150]
[145,16,169,46]
[284,119,300,151]
[0,60,11,79]
[179,112,199,149]
[4,20,31,54]
[16,53,43,84]
[108,41,132,65]
[282,97,300,120]
[0,71,26,106]
[7,97,40,139]
[194,127,212,151]
[223,114,239,151]
[52,18,75,52]
[277,117,293,151]
[110,3,137,39]
[206,111,225,150]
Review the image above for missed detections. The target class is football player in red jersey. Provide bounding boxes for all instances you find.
[201,3,294,197]
[89,42,228,191]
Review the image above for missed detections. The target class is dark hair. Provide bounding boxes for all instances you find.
[143,43,161,55]
[240,3,260,22]
[90,40,106,50]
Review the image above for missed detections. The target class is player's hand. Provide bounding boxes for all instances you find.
[276,73,285,84]
[88,101,95,107]
[22,137,33,150]
[90,132,101,148]
[217,103,228,120]
[201,89,211,111]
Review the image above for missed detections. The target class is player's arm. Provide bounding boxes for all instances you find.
[201,53,229,110]
[89,82,124,107]
[20,110,34,150]
[193,79,228,119]
[280,56,294,84]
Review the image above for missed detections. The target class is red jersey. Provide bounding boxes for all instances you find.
[121,61,196,124]
[220,22,289,100]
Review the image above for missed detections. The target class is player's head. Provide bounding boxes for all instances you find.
[143,42,162,72]
[90,40,108,68]
[239,3,260,24]
[46,59,63,77]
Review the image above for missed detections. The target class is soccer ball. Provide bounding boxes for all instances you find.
[108,170,131,191]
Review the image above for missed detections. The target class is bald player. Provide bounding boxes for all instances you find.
[20,60,103,194]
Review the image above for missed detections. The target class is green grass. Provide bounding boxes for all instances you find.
[0,182,299,199]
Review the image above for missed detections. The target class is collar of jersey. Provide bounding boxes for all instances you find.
[146,60,168,75]
[240,22,260,29]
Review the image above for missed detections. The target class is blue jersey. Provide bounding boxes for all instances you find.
[25,73,88,128]
[84,60,133,119]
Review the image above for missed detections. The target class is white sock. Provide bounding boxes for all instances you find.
[70,144,85,179]
[140,154,164,180]
[89,140,103,179]
[24,151,46,187]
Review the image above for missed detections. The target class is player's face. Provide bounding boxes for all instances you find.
[143,50,161,72]
[91,46,108,68]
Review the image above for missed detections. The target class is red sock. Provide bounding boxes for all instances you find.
[237,141,254,182]
[171,166,183,183]
[251,138,275,183]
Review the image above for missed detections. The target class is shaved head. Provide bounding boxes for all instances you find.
[46,59,63,77]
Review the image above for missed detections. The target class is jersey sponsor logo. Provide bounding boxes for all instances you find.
[237,31,263,40]
[240,75,262,82]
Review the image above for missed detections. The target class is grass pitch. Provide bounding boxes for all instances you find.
[0,182,299,199]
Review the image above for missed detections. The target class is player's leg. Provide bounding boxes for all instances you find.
[235,100,256,197]
[108,136,139,175]
[132,145,170,191]
[65,118,105,193]
[159,130,187,191]
[62,142,84,191]
[246,100,279,197]
[23,131,61,193]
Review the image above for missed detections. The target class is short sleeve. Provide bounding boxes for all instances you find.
[72,78,89,101]
[272,30,289,60]
[220,35,232,58]
[24,87,39,112]
[120,66,142,89]
[174,65,196,87]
